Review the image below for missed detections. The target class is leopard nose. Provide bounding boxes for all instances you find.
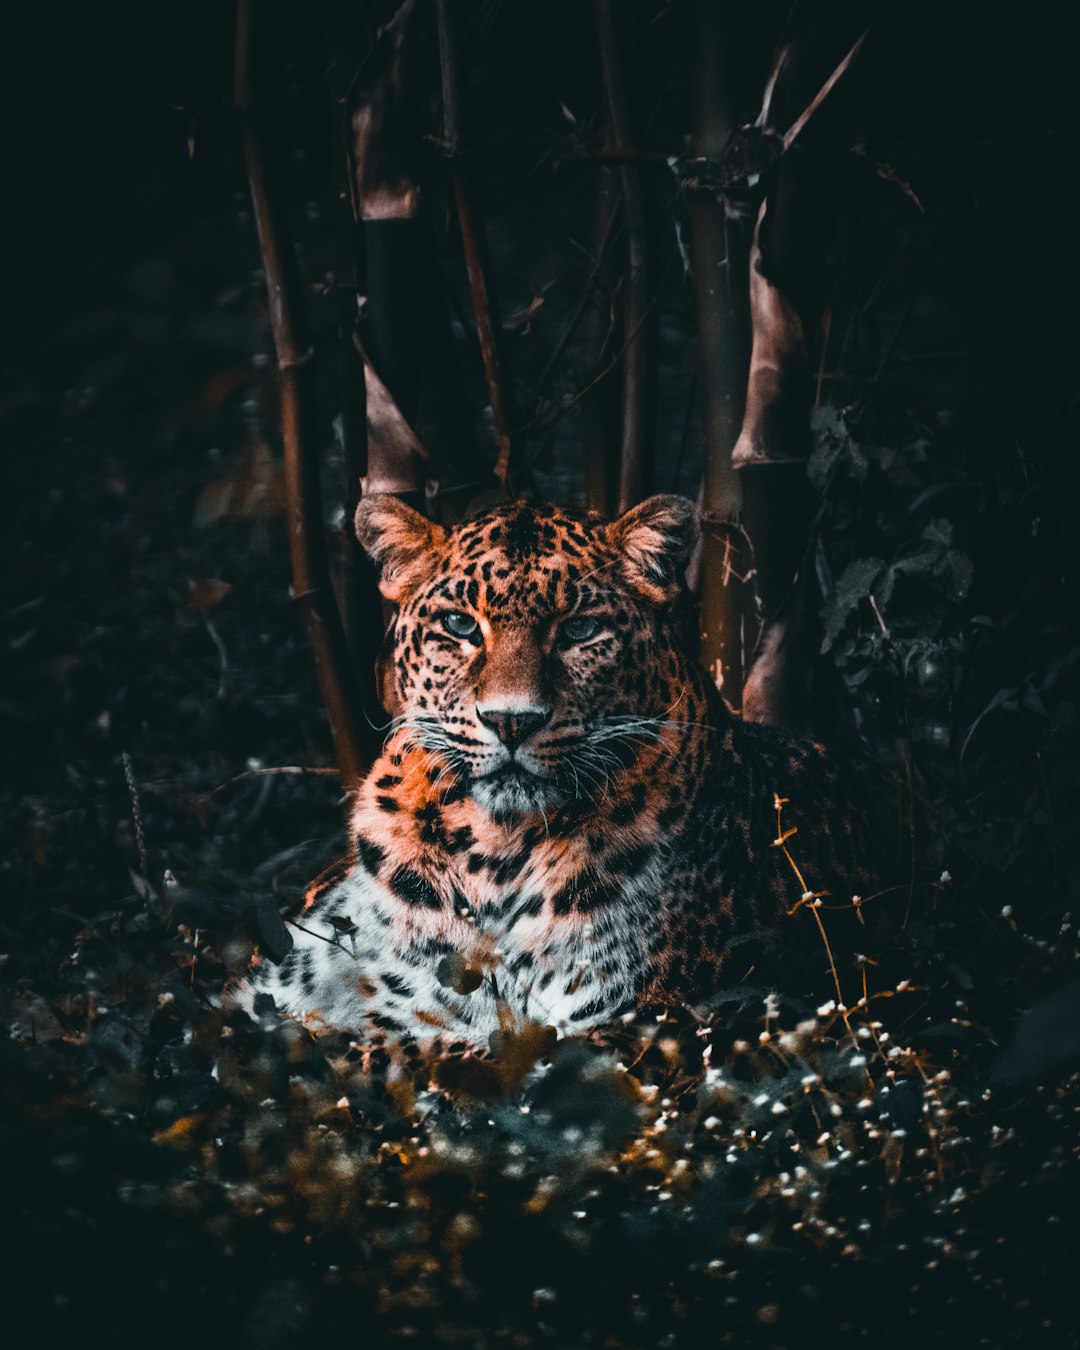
[476,704,553,752]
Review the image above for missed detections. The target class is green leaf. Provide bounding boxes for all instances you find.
[821,557,884,652]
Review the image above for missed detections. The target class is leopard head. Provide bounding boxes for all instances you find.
[355,495,700,819]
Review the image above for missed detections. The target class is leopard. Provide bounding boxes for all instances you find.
[244,493,869,1055]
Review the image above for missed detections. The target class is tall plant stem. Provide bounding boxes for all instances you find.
[580,167,621,515]
[235,0,368,787]
[435,0,515,493]
[593,0,650,513]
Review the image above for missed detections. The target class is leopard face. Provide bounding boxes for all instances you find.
[356,495,700,820]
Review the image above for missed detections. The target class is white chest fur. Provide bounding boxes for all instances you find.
[251,847,662,1046]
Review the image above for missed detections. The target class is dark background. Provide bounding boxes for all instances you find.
[2,2,1079,1346]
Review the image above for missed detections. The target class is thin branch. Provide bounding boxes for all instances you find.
[512,242,679,443]
[235,0,368,788]
[210,765,340,798]
[533,187,620,407]
[781,32,867,149]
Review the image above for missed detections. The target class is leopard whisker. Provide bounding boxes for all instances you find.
[574,754,613,805]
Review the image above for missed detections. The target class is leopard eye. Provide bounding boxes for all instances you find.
[440,610,481,641]
[561,615,601,644]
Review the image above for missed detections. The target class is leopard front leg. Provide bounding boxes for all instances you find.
[240,866,504,1048]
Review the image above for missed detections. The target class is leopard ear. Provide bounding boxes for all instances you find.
[354,494,445,601]
[610,495,699,602]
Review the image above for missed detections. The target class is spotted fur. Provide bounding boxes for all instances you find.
[246,495,866,1049]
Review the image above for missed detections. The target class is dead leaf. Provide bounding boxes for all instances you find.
[194,440,285,527]
[187,578,232,611]
[153,1114,206,1147]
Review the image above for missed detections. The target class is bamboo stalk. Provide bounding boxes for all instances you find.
[343,8,487,516]
[736,180,815,729]
[235,0,368,787]
[580,166,621,515]
[593,0,650,513]
[323,5,383,736]
[688,0,751,709]
[435,0,515,494]
[736,18,861,727]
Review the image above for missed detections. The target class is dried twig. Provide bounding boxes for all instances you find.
[210,765,340,798]
[780,32,867,150]
[773,794,855,1043]
[533,182,620,409]
[512,243,679,443]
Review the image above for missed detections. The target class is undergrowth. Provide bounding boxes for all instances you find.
[3,714,1078,1347]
